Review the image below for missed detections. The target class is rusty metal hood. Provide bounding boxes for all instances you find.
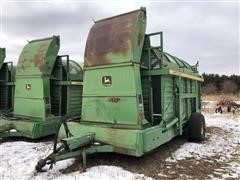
[16,36,60,76]
[84,8,147,67]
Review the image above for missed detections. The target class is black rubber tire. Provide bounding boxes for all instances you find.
[188,113,206,141]
[215,107,223,113]
[35,159,46,172]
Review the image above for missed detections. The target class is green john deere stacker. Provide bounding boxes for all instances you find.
[36,7,205,171]
[0,48,15,115]
[0,36,83,139]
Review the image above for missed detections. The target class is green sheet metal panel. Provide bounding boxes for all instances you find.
[64,60,83,117]
[14,78,46,118]
[50,58,83,118]
[0,118,59,139]
[84,8,146,66]
[82,65,143,126]
[17,36,60,76]
[57,120,179,157]
[14,36,60,119]
[82,8,147,127]
[0,48,7,111]
[59,122,142,156]
[0,48,14,113]
[67,85,82,117]
[162,75,176,122]
[0,64,10,111]
[0,48,6,69]
[141,76,152,121]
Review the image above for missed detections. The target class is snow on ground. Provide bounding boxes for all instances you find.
[0,141,75,180]
[202,100,217,109]
[0,108,239,179]
[166,113,240,178]
[0,141,150,180]
[166,113,240,162]
[53,166,151,180]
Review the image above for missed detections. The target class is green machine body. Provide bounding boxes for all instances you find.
[37,8,205,171]
[0,36,83,139]
[0,48,15,115]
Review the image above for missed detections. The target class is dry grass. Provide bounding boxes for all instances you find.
[201,94,240,101]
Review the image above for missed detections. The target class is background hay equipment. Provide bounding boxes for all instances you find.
[0,36,83,139]
[215,100,240,114]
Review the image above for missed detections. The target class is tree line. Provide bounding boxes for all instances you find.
[201,73,240,94]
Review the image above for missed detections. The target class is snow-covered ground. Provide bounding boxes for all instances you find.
[166,114,240,162]
[0,141,150,180]
[165,113,240,179]
[0,110,239,179]
[2,140,144,180]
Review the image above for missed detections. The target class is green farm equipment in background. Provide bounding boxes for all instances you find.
[0,48,15,115]
[37,7,205,171]
[0,36,83,139]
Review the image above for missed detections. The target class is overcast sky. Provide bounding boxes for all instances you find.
[0,1,239,75]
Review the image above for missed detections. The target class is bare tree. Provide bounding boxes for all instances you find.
[202,83,217,94]
[221,80,238,94]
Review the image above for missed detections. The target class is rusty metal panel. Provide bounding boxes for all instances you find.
[14,36,60,118]
[84,8,146,67]
[17,36,60,76]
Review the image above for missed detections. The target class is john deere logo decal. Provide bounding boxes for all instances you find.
[102,76,112,86]
[26,84,31,90]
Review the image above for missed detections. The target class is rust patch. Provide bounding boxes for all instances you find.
[84,10,141,67]
[33,44,48,71]
[137,32,144,46]
[18,44,48,72]
[109,97,120,103]
[19,58,31,71]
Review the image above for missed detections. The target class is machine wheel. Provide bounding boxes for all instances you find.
[215,107,223,113]
[188,113,206,141]
[35,159,46,171]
